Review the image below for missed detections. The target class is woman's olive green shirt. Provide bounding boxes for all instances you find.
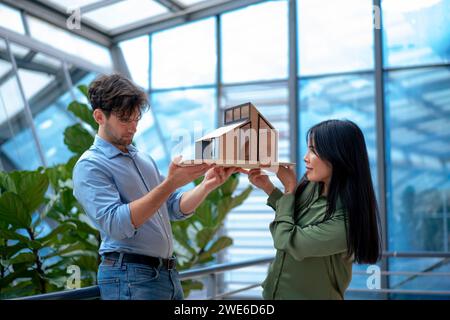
[262,182,352,300]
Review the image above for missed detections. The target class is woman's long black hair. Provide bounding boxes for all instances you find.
[295,120,382,264]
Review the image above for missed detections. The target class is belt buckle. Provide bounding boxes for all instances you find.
[167,257,176,270]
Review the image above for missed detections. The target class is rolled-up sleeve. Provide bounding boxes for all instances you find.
[269,193,348,261]
[166,190,193,221]
[73,160,137,240]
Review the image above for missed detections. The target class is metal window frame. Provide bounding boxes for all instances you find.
[373,0,389,300]
[3,37,47,168]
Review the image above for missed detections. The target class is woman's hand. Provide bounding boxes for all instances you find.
[275,165,297,194]
[201,166,237,192]
[238,168,275,196]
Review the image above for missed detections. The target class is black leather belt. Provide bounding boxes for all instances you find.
[103,252,176,270]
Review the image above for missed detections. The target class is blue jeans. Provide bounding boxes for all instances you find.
[97,253,184,300]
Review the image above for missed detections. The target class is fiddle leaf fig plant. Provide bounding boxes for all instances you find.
[0,83,252,299]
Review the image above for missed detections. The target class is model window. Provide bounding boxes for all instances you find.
[233,108,241,121]
[225,109,233,123]
[241,105,249,118]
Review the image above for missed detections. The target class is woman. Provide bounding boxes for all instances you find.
[241,119,382,299]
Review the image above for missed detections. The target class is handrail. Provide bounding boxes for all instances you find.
[179,257,273,280]
[12,286,101,300]
[10,251,450,300]
[382,252,450,258]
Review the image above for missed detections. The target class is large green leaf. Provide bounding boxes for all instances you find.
[0,279,35,299]
[0,171,16,194]
[216,197,232,226]
[72,254,99,273]
[195,227,214,249]
[42,242,89,259]
[193,176,204,187]
[43,256,74,271]
[0,266,35,288]
[64,124,94,155]
[0,242,29,259]
[231,185,253,209]
[67,101,98,131]
[44,155,78,191]
[77,84,89,100]
[197,253,215,265]
[194,201,213,227]
[180,279,204,298]
[205,187,221,203]
[9,171,49,214]
[59,188,77,213]
[0,228,31,243]
[0,192,31,228]
[38,222,77,246]
[66,218,98,236]
[65,154,80,174]
[197,236,233,263]
[220,173,239,196]
[9,252,36,265]
[45,165,65,191]
[172,225,196,256]
[207,236,233,255]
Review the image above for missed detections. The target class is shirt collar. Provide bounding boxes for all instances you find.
[93,135,138,159]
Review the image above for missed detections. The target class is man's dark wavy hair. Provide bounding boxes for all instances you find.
[88,73,148,121]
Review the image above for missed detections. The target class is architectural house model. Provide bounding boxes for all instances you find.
[180,102,294,168]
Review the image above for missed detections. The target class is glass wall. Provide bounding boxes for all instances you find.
[149,88,216,174]
[382,0,450,67]
[0,35,99,171]
[142,18,218,176]
[0,38,43,171]
[0,2,105,172]
[383,0,450,297]
[119,35,150,90]
[298,0,374,75]
[221,1,288,83]
[27,16,112,69]
[151,18,216,89]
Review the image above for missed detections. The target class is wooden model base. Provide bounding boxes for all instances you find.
[178,160,295,169]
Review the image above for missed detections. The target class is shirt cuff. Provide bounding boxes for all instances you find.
[119,203,138,238]
[170,192,194,220]
[266,188,284,210]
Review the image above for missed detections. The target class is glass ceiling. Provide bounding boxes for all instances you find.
[83,0,168,31]
[0,3,25,34]
[38,0,212,32]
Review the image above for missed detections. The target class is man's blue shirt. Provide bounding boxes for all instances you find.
[73,135,192,258]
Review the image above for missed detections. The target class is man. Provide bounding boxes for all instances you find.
[73,74,235,300]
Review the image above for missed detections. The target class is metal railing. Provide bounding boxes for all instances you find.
[10,252,450,300]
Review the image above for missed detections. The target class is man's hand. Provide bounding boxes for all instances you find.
[201,166,238,192]
[129,157,213,228]
[165,156,211,190]
[179,166,237,214]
